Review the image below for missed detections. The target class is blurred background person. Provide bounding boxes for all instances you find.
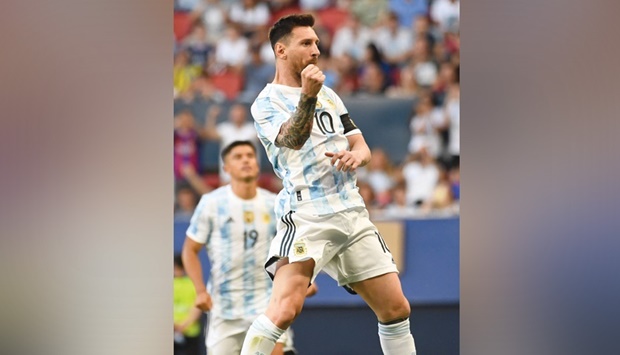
[228,0,270,38]
[202,104,260,184]
[174,254,204,355]
[399,147,440,211]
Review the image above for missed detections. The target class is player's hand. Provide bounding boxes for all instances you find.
[325,150,363,172]
[194,291,213,312]
[300,64,325,98]
[305,283,319,297]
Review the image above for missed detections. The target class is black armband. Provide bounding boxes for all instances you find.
[340,113,359,134]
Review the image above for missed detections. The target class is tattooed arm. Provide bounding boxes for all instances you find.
[274,93,317,150]
[274,64,324,150]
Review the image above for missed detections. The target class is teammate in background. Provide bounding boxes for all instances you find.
[240,14,416,355]
[182,141,317,355]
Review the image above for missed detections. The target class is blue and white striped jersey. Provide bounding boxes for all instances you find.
[251,83,365,218]
[186,185,277,320]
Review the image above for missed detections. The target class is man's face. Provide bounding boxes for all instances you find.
[223,145,259,182]
[229,105,246,126]
[282,26,320,75]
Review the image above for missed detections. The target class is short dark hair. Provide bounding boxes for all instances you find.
[221,140,257,160]
[269,14,315,49]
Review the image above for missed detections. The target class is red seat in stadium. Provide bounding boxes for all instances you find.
[317,7,350,36]
[211,70,244,101]
[174,11,193,42]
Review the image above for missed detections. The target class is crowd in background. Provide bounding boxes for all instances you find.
[173,0,460,221]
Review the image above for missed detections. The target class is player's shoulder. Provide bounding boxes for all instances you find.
[257,187,277,200]
[200,185,229,203]
[321,84,337,95]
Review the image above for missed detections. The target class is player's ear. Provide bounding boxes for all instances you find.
[274,42,287,60]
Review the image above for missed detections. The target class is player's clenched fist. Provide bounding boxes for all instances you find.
[301,64,325,98]
[194,290,213,312]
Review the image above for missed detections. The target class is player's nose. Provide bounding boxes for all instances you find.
[311,43,320,57]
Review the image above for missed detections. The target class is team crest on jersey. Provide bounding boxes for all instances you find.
[243,211,254,224]
[262,213,270,223]
[293,240,307,257]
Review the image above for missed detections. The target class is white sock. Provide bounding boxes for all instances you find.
[240,314,285,355]
[378,318,416,355]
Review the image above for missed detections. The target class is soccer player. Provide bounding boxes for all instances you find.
[240,14,416,355]
[182,141,315,355]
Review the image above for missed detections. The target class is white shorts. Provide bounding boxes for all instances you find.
[265,206,399,287]
[206,314,293,354]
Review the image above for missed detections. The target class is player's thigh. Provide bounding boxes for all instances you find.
[327,208,398,286]
[267,258,315,320]
[350,272,410,323]
[206,332,245,355]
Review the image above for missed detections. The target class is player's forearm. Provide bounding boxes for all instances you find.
[350,139,371,167]
[181,245,207,293]
[275,93,317,150]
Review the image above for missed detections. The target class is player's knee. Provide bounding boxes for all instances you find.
[380,297,411,322]
[270,294,304,328]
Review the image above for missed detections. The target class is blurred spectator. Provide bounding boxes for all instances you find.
[413,16,440,48]
[358,62,387,96]
[400,147,439,209]
[432,61,457,105]
[358,43,391,88]
[228,0,270,38]
[331,14,373,61]
[430,168,453,211]
[385,65,420,99]
[174,185,199,222]
[408,92,444,158]
[174,110,212,195]
[444,30,460,56]
[443,83,460,168]
[197,0,227,45]
[202,104,260,182]
[430,0,460,33]
[250,28,276,64]
[373,11,413,66]
[388,0,428,28]
[333,53,359,95]
[357,180,378,214]
[382,183,417,218]
[173,255,203,355]
[269,0,297,11]
[174,50,201,98]
[448,166,460,202]
[238,44,276,104]
[432,40,450,65]
[214,25,249,72]
[182,21,214,68]
[317,55,340,89]
[358,148,396,207]
[410,37,438,87]
[174,110,201,180]
[348,0,389,28]
[299,0,331,11]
